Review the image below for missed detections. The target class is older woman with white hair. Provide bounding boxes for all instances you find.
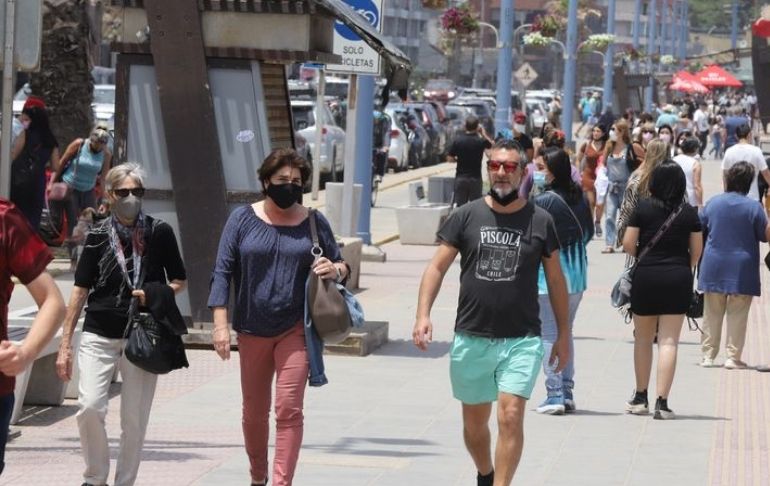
[55,163,187,486]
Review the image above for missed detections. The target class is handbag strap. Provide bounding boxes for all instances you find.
[308,208,323,262]
[635,203,685,264]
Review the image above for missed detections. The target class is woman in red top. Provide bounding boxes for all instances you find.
[576,124,607,235]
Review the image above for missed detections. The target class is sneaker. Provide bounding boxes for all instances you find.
[594,221,602,237]
[536,396,565,415]
[700,356,716,367]
[563,389,576,413]
[373,174,383,184]
[653,397,675,420]
[626,390,649,415]
[724,358,748,370]
[477,470,494,486]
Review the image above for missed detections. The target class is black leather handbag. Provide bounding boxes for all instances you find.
[124,310,188,375]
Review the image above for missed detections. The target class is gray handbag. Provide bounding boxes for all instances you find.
[306,209,352,344]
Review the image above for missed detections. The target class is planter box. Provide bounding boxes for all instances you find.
[396,204,452,245]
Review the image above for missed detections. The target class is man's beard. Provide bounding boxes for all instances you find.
[489,183,518,206]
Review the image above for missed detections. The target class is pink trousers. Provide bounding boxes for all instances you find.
[238,323,308,486]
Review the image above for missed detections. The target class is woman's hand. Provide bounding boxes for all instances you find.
[312,257,342,281]
[56,343,73,381]
[212,327,231,360]
[131,289,146,305]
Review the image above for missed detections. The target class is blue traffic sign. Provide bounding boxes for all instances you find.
[334,0,379,41]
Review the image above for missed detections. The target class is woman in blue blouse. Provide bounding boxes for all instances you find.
[533,148,594,415]
[208,148,348,486]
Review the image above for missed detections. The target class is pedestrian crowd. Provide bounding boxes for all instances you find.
[0,88,767,486]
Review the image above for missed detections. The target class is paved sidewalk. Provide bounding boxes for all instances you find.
[5,158,770,485]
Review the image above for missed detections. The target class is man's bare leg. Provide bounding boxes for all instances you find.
[493,393,527,486]
[462,402,494,477]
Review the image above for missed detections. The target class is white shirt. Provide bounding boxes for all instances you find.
[721,143,768,201]
[694,109,709,132]
[673,153,698,206]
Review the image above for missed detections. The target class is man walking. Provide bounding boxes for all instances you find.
[694,102,710,158]
[413,139,570,486]
[0,198,65,475]
[447,115,493,206]
[722,123,770,202]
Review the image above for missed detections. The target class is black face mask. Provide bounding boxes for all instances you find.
[488,188,518,206]
[266,183,303,209]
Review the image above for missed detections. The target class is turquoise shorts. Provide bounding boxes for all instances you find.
[450,332,544,404]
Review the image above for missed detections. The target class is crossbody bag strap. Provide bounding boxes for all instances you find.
[635,203,685,264]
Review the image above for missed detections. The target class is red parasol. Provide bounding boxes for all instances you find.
[695,65,743,88]
[670,71,709,93]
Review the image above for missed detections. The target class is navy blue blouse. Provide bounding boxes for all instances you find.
[208,205,342,337]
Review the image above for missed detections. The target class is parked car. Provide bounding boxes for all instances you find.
[525,98,549,134]
[387,104,431,168]
[383,109,410,172]
[290,99,346,181]
[448,97,495,136]
[92,84,116,129]
[407,101,448,165]
[423,78,458,103]
[12,83,31,115]
[444,104,473,145]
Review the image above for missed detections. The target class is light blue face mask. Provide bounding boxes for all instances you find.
[533,171,547,189]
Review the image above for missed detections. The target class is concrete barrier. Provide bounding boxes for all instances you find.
[396,204,451,245]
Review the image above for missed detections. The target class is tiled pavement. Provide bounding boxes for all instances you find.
[6,157,770,485]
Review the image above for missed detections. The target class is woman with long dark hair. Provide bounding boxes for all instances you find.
[622,161,702,420]
[10,97,60,228]
[533,148,594,414]
[576,124,607,236]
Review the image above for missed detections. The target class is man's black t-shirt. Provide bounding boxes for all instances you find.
[75,216,187,338]
[448,133,492,178]
[437,198,559,338]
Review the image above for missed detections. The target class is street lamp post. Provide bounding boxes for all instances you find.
[474,22,501,88]
[679,0,688,61]
[645,0,658,111]
[513,23,533,55]
[602,0,617,112]
[562,0,578,144]
[730,0,738,50]
[494,0,516,135]
[632,0,642,72]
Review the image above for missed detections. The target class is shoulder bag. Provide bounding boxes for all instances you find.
[48,140,84,201]
[306,209,363,344]
[611,204,685,317]
[114,219,188,374]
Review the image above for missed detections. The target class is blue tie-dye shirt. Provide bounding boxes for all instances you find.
[534,190,594,294]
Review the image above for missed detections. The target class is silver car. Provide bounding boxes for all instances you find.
[92,84,116,130]
[290,99,345,181]
[384,108,410,172]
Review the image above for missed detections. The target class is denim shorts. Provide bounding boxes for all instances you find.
[449,332,544,404]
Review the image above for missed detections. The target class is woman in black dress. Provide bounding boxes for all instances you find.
[621,161,703,420]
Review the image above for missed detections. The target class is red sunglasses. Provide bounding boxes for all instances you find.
[487,160,520,173]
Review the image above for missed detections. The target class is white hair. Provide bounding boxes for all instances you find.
[105,162,145,191]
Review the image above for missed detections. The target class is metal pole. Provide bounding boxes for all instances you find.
[680,0,688,61]
[645,0,657,111]
[0,0,17,199]
[632,0,642,72]
[661,0,669,57]
[311,70,325,200]
[341,74,357,237]
[493,0,515,135]
[671,0,679,60]
[602,0,616,112]
[561,0,578,144]
[354,75,374,245]
[730,0,738,50]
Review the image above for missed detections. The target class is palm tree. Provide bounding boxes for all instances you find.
[29,0,93,146]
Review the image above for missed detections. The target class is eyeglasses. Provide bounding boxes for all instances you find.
[642,129,655,133]
[112,188,146,198]
[487,160,520,173]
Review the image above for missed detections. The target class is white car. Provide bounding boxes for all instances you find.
[290,99,345,181]
[92,84,115,130]
[525,98,549,132]
[384,108,409,172]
